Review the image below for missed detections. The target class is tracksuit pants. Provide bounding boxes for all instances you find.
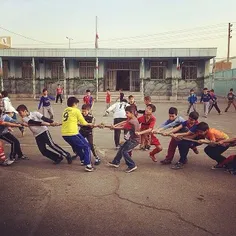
[36,130,69,162]
[56,94,63,104]
[42,106,54,119]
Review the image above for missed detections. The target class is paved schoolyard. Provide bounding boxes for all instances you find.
[0,99,236,236]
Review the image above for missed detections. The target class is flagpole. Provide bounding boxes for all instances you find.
[95,16,99,102]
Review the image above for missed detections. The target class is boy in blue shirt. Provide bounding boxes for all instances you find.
[200,88,213,118]
[38,88,55,119]
[187,89,197,115]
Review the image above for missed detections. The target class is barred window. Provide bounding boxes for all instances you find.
[3,61,8,79]
[181,61,197,80]
[79,62,95,79]
[51,62,63,79]
[150,61,167,80]
[22,61,32,79]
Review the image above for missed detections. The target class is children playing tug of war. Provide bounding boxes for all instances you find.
[0,87,236,176]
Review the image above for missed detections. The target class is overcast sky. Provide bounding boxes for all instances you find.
[0,0,235,58]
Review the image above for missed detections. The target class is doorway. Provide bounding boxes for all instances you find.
[116,70,130,91]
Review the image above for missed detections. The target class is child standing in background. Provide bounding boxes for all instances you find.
[200,88,212,118]
[187,89,197,115]
[38,88,55,119]
[55,84,63,104]
[83,89,94,110]
[208,89,221,115]
[106,88,111,109]
[225,88,236,112]
[128,95,138,117]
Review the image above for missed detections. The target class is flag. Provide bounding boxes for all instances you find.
[95,33,99,49]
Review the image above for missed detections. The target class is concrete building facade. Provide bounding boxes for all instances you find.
[0,48,216,100]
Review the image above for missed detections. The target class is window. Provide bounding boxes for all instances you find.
[51,62,63,79]
[181,61,197,80]
[22,61,32,79]
[3,61,9,79]
[150,61,167,80]
[79,62,95,79]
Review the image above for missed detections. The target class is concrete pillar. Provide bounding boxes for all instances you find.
[32,58,36,99]
[9,59,15,78]
[63,58,67,99]
[140,58,145,98]
[0,57,3,90]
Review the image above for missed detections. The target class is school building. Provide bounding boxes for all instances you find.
[0,48,216,100]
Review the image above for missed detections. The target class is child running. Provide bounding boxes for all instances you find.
[79,104,101,165]
[61,96,95,172]
[108,106,140,173]
[225,88,236,112]
[136,104,163,162]
[16,104,72,164]
[38,88,55,119]
[200,88,212,118]
[159,111,199,165]
[208,89,221,115]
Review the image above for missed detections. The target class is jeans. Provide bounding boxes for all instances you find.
[56,94,63,103]
[112,140,139,168]
[225,100,236,112]
[204,145,229,163]
[63,134,91,165]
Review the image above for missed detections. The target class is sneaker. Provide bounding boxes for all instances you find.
[160,159,172,165]
[171,162,184,170]
[65,153,72,164]
[85,165,94,172]
[94,158,101,166]
[145,145,151,151]
[80,160,85,166]
[115,145,120,150]
[54,157,63,164]
[108,162,119,168]
[125,166,138,173]
[19,155,29,160]
[192,147,199,154]
[211,164,224,170]
[1,159,14,166]
[149,153,157,162]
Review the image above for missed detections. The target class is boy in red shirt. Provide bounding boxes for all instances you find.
[136,104,163,162]
[83,90,94,110]
[106,88,111,109]
[55,84,63,104]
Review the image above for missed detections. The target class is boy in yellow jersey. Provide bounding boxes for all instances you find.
[61,97,94,172]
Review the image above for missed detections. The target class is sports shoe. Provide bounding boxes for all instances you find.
[160,159,172,165]
[80,160,85,166]
[145,145,151,151]
[192,147,199,154]
[65,153,72,164]
[85,165,94,172]
[19,155,29,160]
[125,166,137,173]
[1,159,14,166]
[149,153,157,162]
[225,169,236,175]
[94,158,101,166]
[171,162,184,170]
[115,145,120,150]
[211,164,224,170]
[108,162,119,168]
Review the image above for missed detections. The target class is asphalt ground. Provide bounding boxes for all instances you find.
[0,99,236,236]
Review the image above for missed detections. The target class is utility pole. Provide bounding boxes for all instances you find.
[66,37,73,49]
[95,16,99,101]
[227,23,233,62]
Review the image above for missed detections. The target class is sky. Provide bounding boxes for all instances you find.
[0,0,235,59]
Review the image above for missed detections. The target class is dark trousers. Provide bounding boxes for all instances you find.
[114,118,127,147]
[225,100,236,112]
[36,131,69,162]
[178,140,200,164]
[112,140,139,168]
[204,145,229,163]
[56,94,63,103]
[209,102,221,114]
[80,132,98,157]
[0,132,23,159]
[63,133,91,165]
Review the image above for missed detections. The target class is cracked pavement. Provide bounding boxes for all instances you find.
[0,100,236,236]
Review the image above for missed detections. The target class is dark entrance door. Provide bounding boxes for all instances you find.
[116,70,130,91]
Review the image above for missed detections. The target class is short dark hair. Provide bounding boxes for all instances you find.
[147,104,156,113]
[169,107,178,115]
[190,89,194,92]
[1,91,8,97]
[86,89,91,93]
[230,88,233,91]
[16,104,28,112]
[210,89,214,92]
[82,104,91,110]
[67,96,79,107]
[43,88,47,93]
[58,84,60,86]
[196,122,209,132]
[189,111,199,121]
[203,88,208,91]
[144,96,151,102]
[128,95,134,99]
[125,106,134,113]
[106,88,110,91]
